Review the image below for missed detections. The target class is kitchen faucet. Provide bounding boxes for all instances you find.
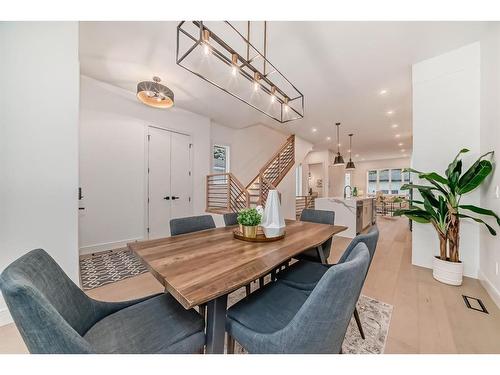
[344,185,352,199]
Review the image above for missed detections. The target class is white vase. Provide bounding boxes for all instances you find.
[432,256,463,286]
[261,190,286,238]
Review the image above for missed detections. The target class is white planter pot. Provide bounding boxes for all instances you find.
[432,256,463,286]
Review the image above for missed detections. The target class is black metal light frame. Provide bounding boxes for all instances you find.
[176,21,304,124]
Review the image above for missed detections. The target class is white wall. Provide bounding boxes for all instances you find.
[79,76,211,253]
[211,122,312,220]
[412,43,481,278]
[479,24,500,308]
[0,22,80,325]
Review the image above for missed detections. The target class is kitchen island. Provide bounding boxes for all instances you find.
[314,197,376,238]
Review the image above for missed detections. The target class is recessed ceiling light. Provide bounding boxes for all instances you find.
[379,89,388,95]
[312,128,317,132]
[398,142,403,146]
[386,110,394,116]
[395,134,401,138]
[337,143,341,147]
[326,136,331,141]
[391,124,399,128]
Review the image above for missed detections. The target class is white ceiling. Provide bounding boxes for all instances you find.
[79,21,488,161]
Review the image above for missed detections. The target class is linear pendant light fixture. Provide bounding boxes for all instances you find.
[345,133,356,170]
[176,21,304,123]
[333,122,345,166]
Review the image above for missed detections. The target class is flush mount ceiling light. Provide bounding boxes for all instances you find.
[333,122,345,166]
[176,21,304,123]
[345,133,356,170]
[137,76,174,109]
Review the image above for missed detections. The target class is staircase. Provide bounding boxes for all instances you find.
[206,135,295,213]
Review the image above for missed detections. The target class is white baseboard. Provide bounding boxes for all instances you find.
[79,237,143,256]
[0,307,13,327]
[479,270,500,309]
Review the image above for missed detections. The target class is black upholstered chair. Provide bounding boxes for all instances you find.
[278,226,380,339]
[0,249,205,354]
[226,243,370,353]
[223,212,238,226]
[169,215,216,236]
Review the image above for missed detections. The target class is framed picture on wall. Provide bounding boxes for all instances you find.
[316,178,323,188]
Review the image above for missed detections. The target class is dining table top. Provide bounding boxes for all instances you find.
[128,219,347,309]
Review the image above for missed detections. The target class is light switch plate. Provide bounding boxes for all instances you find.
[496,185,500,199]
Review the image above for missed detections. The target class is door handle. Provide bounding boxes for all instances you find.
[171,196,180,200]
[163,196,170,200]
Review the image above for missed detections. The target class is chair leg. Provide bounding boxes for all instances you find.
[353,307,365,340]
[259,277,264,288]
[271,269,277,281]
[245,284,251,296]
[199,304,206,319]
[226,334,235,354]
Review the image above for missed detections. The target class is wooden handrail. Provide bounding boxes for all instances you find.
[206,135,295,213]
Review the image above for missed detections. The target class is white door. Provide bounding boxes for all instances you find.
[148,127,192,239]
[170,131,193,220]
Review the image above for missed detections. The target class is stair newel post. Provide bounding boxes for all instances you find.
[227,173,231,211]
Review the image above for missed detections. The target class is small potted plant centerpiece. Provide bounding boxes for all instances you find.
[237,208,262,238]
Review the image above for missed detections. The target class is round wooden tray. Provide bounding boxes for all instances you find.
[233,227,285,242]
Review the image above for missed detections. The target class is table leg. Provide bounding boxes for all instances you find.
[205,294,228,354]
[316,243,327,265]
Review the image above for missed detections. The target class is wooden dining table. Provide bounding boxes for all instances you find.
[128,219,347,354]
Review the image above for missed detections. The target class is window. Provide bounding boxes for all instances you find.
[368,170,378,194]
[295,164,303,196]
[344,173,351,189]
[212,144,230,174]
[366,168,410,196]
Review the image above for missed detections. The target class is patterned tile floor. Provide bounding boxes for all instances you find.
[80,248,148,290]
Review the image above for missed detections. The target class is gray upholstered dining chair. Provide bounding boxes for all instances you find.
[0,249,206,354]
[223,212,238,226]
[225,243,370,354]
[277,226,380,339]
[170,214,216,316]
[170,214,216,236]
[296,209,336,262]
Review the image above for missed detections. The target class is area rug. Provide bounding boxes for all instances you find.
[227,283,393,354]
[80,248,148,290]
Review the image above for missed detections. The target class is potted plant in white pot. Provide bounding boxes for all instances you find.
[237,208,262,238]
[395,149,500,285]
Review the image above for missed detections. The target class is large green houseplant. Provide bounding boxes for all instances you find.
[395,149,500,285]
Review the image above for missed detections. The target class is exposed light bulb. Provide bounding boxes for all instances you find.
[392,124,399,128]
[395,134,401,138]
[379,89,388,95]
[326,136,331,141]
[312,128,317,132]
[284,104,289,112]
[232,66,238,76]
[253,81,259,91]
[203,44,210,55]
[271,95,275,103]
[386,110,394,116]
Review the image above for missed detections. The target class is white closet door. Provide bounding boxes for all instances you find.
[170,131,193,220]
[148,127,192,239]
[148,127,172,239]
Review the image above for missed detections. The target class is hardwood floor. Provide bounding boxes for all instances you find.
[1,216,499,354]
